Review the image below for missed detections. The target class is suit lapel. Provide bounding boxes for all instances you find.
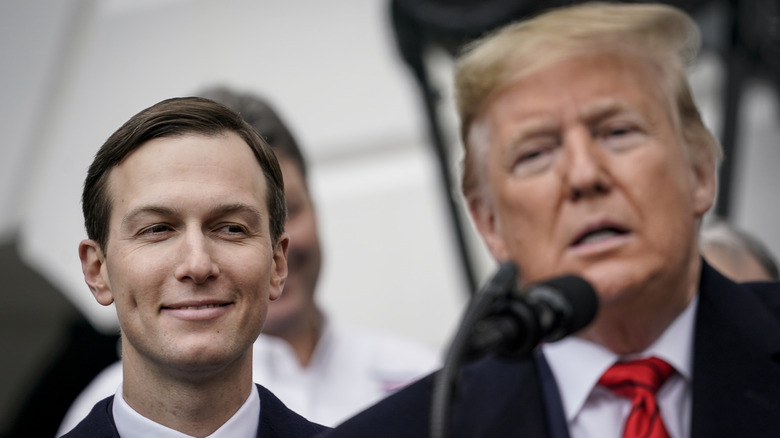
[454,355,560,438]
[255,384,327,438]
[691,262,780,437]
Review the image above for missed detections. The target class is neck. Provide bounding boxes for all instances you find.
[579,256,701,355]
[121,346,254,437]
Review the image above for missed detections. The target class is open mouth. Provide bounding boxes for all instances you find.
[572,226,628,247]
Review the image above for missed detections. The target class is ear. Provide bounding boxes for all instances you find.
[78,239,114,306]
[690,154,718,217]
[467,192,510,262]
[269,233,290,302]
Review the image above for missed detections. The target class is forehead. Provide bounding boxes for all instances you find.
[483,52,670,129]
[106,132,268,216]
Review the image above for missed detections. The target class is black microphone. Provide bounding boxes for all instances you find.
[429,264,598,438]
[467,274,598,359]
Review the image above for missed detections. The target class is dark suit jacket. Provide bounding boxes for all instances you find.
[61,383,329,438]
[319,261,780,437]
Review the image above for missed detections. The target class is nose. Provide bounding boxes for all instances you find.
[560,128,611,201]
[174,230,219,284]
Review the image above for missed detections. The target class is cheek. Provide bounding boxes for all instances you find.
[493,193,559,272]
[106,249,174,306]
[231,253,274,297]
[493,179,557,235]
[631,159,696,223]
[104,258,143,296]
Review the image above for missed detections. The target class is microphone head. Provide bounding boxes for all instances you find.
[528,275,599,340]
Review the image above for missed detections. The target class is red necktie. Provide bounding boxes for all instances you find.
[597,357,674,438]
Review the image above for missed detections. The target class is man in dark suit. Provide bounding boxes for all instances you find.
[63,97,327,437]
[320,2,780,437]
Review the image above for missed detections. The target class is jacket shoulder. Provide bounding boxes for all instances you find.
[256,384,330,437]
[60,396,118,438]
[743,281,780,317]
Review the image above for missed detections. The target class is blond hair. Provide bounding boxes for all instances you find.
[455,1,722,195]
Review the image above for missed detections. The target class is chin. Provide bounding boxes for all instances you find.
[176,345,249,371]
[578,263,649,305]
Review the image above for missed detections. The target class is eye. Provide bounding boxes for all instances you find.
[216,223,249,235]
[139,224,173,235]
[511,139,559,176]
[135,223,175,242]
[607,126,634,137]
[598,122,644,151]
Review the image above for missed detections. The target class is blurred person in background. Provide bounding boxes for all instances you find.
[57,87,439,435]
[700,218,779,282]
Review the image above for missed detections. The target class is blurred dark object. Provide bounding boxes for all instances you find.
[4,318,119,438]
[389,0,780,292]
[389,0,574,294]
[716,0,780,217]
[0,239,120,438]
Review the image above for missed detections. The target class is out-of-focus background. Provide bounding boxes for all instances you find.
[1,0,778,436]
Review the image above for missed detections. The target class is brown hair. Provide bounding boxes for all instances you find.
[82,96,286,253]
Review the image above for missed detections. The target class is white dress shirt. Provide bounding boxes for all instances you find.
[113,383,260,438]
[542,294,697,438]
[57,321,439,435]
[251,321,440,425]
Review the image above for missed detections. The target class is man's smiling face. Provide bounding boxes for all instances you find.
[83,132,288,376]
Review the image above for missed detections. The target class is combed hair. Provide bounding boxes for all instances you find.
[455,1,722,195]
[82,97,286,253]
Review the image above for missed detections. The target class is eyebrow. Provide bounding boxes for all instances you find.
[212,204,265,228]
[121,203,265,228]
[121,206,179,229]
[502,98,645,150]
[579,98,638,123]
[505,117,561,147]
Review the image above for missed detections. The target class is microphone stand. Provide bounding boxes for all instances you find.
[429,262,518,438]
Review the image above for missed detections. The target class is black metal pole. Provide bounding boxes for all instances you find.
[715,0,744,219]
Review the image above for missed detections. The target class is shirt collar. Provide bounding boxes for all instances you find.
[113,383,260,438]
[541,293,697,421]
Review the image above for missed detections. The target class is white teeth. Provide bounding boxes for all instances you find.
[180,304,220,310]
[580,229,619,244]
